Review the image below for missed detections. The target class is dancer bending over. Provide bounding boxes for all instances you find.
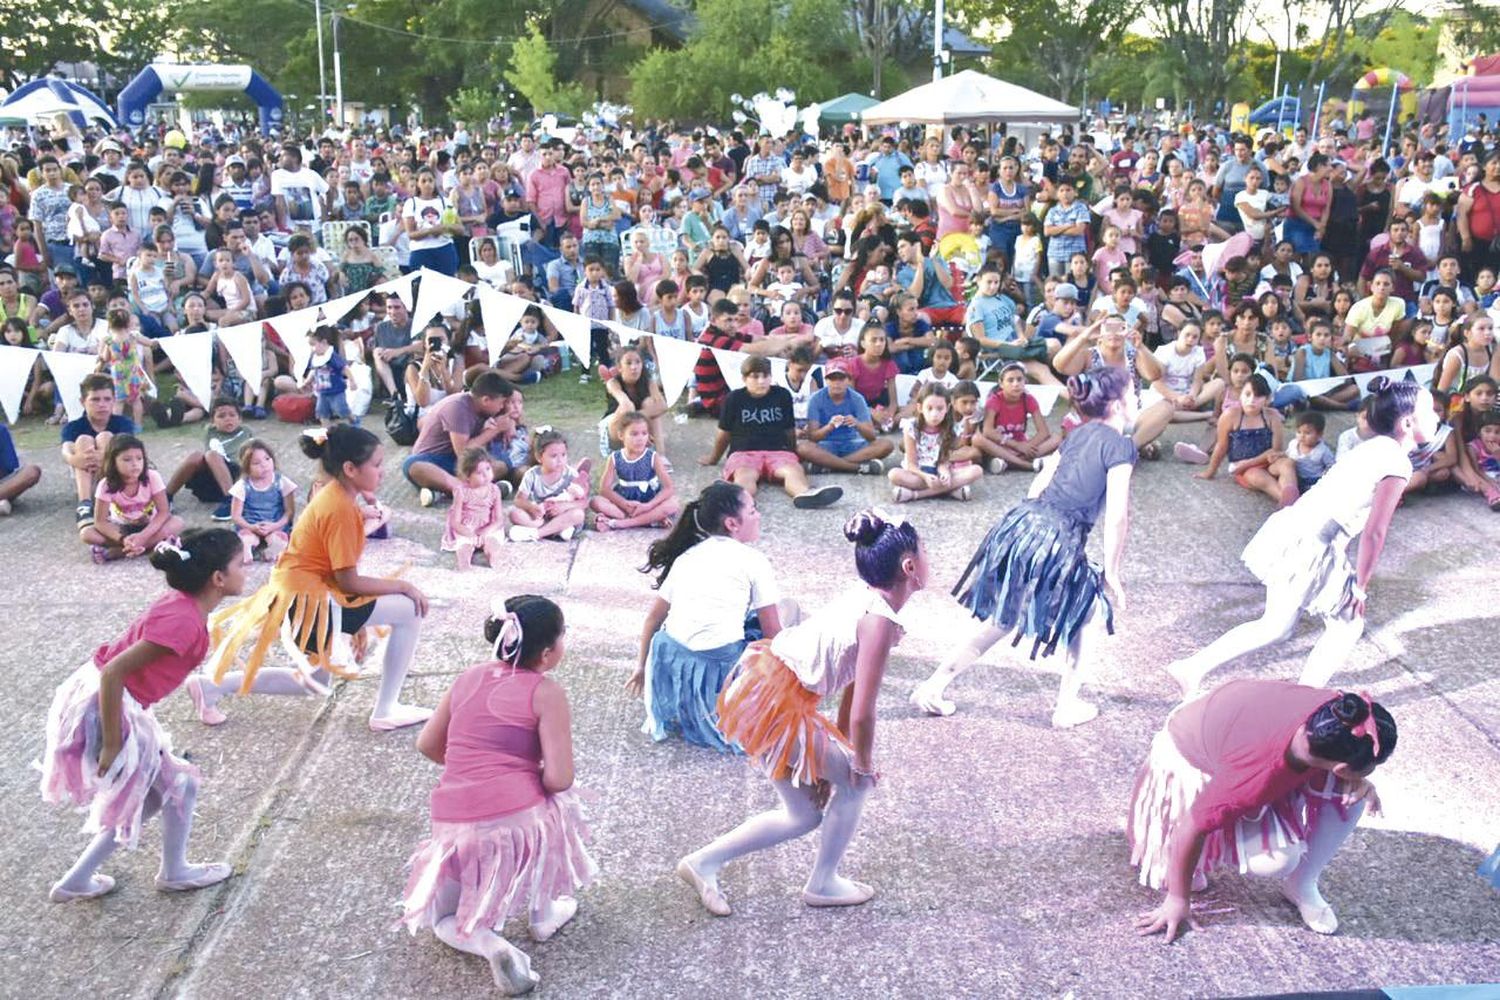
[911,369,1136,727]
[40,529,244,901]
[195,425,431,730]
[677,511,927,914]
[398,596,597,996]
[1133,683,1395,940]
[630,481,791,750]
[1168,377,1430,694]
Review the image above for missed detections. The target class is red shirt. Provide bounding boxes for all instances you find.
[984,391,1040,442]
[694,324,749,416]
[94,589,209,708]
[845,354,898,404]
[1168,680,1336,832]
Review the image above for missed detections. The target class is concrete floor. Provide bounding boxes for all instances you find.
[2,398,1496,999]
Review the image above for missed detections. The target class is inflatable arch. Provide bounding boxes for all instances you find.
[1348,68,1418,123]
[117,63,284,135]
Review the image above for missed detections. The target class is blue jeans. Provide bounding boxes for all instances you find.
[402,451,457,486]
[408,242,459,276]
[47,241,75,272]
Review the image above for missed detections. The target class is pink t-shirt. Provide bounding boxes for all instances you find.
[984,391,1040,442]
[524,165,571,225]
[95,469,167,525]
[93,589,209,708]
[430,664,547,823]
[1168,679,1336,832]
[845,355,898,404]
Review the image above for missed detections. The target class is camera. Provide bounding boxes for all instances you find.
[427,337,444,352]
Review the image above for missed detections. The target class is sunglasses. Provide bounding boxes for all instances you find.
[833,307,853,315]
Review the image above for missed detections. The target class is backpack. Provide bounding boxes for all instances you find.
[384,400,418,446]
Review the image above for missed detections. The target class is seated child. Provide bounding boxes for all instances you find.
[1152,321,1219,421]
[888,382,982,502]
[979,361,1060,472]
[81,433,186,563]
[591,412,680,530]
[0,423,42,515]
[1465,410,1500,508]
[1195,374,1300,507]
[759,261,806,307]
[1291,320,1359,410]
[953,336,981,381]
[166,398,254,520]
[230,439,298,563]
[778,347,823,438]
[915,342,960,390]
[510,429,588,542]
[496,310,553,385]
[1284,412,1336,494]
[443,447,507,569]
[798,367,895,474]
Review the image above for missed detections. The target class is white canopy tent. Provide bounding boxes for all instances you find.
[861,69,1077,126]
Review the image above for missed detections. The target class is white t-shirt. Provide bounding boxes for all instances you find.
[51,319,107,354]
[401,196,454,251]
[1301,433,1411,535]
[271,167,329,227]
[813,316,860,356]
[915,367,958,389]
[1151,343,1206,395]
[659,535,780,650]
[780,164,818,196]
[1234,188,1271,240]
[772,586,905,696]
[914,160,949,200]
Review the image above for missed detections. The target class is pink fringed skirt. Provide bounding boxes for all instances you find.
[397,790,598,940]
[1127,728,1311,891]
[38,662,199,850]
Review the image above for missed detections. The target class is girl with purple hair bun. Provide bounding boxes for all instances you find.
[911,366,1139,728]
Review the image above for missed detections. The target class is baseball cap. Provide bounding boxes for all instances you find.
[1053,283,1079,301]
[226,155,246,167]
[163,130,188,150]
[824,366,850,379]
[53,263,78,276]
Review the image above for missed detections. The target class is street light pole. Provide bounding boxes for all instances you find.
[932,0,945,83]
[333,13,344,126]
[314,0,329,122]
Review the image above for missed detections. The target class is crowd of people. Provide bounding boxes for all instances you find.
[8,109,1498,995]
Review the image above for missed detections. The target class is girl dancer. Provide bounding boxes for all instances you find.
[1133,684,1395,940]
[630,481,788,751]
[591,412,680,531]
[40,529,244,901]
[194,425,431,730]
[398,596,597,996]
[909,369,1138,728]
[442,448,507,571]
[1167,378,1430,694]
[677,511,927,914]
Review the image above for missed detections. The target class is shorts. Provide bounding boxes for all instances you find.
[1297,476,1320,494]
[402,451,458,483]
[316,392,351,422]
[921,304,968,327]
[722,450,800,482]
[919,463,939,476]
[185,459,241,502]
[824,436,866,459]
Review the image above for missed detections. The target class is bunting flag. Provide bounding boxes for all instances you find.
[476,285,529,368]
[216,322,265,391]
[155,330,215,410]
[651,334,701,407]
[411,271,472,333]
[0,345,37,424]
[895,373,918,406]
[320,289,369,326]
[541,305,593,369]
[269,306,322,376]
[373,271,416,309]
[710,347,748,392]
[603,318,650,346]
[768,356,789,387]
[41,350,103,421]
[1354,336,1392,364]
[1028,384,1065,412]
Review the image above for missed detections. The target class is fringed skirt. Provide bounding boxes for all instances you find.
[952,499,1113,659]
[397,791,598,940]
[716,641,853,787]
[1481,844,1500,890]
[1241,512,1356,620]
[1128,727,1339,890]
[38,662,199,850]
[208,577,374,692]
[642,630,745,752]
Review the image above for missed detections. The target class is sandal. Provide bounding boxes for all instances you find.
[594,516,612,532]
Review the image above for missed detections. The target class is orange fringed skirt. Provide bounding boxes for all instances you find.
[715,641,853,787]
[207,567,374,693]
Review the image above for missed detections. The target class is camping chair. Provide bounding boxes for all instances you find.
[321,221,370,256]
[619,225,682,264]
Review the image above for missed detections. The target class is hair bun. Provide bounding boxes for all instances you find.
[1331,692,1367,725]
[843,510,886,546]
[1367,374,1392,394]
[1066,372,1095,404]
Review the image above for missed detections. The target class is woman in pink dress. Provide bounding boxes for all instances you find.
[936,161,984,240]
[398,595,597,996]
[624,228,666,309]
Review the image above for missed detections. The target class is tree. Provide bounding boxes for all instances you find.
[507,24,589,117]
[1,0,183,90]
[1258,0,1406,98]
[951,0,1141,107]
[1442,2,1500,64]
[1145,0,1254,113]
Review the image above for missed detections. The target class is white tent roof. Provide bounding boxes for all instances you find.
[861,69,1077,126]
[0,79,116,127]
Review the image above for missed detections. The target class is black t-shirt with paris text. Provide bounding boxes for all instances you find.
[718,385,796,454]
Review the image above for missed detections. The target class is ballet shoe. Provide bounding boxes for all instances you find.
[186,675,227,726]
[49,873,116,902]
[909,681,956,717]
[488,942,539,996]
[1280,882,1339,935]
[368,704,433,732]
[802,878,875,908]
[528,896,578,943]
[1050,698,1100,729]
[1191,870,1208,893]
[676,858,731,917]
[155,862,232,892]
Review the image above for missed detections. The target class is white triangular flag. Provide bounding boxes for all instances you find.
[476,285,529,368]
[975,380,996,401]
[0,345,38,424]
[1027,384,1064,412]
[410,269,473,333]
[373,271,416,309]
[542,305,593,369]
[1353,336,1391,364]
[711,348,747,392]
[1295,375,1345,398]
[894,373,918,406]
[1408,363,1436,386]
[270,307,321,377]
[603,318,649,346]
[156,331,215,410]
[216,322,264,391]
[42,350,104,421]
[1200,240,1228,279]
[320,289,369,326]
[652,334,700,407]
[768,356,788,387]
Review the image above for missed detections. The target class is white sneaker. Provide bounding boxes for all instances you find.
[0,498,11,516]
[986,458,1006,474]
[858,457,885,475]
[955,484,973,501]
[418,488,434,508]
[509,525,540,542]
[559,526,576,541]
[1031,458,1044,472]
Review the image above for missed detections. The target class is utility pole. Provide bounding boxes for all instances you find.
[932,0,945,83]
[314,0,329,123]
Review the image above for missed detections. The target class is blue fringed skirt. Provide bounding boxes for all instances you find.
[1481,844,1500,891]
[952,499,1114,659]
[641,630,746,752]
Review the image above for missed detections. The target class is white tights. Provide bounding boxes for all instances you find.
[1175,586,1366,691]
[687,742,870,896]
[918,619,1094,716]
[203,594,423,720]
[55,770,212,891]
[428,882,540,995]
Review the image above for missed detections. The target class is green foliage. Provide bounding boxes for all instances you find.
[1442,2,1500,64]
[447,86,509,126]
[952,0,1141,107]
[507,24,589,118]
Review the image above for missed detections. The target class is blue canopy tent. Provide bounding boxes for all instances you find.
[0,79,117,129]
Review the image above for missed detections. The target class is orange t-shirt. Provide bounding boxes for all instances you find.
[274,483,367,599]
